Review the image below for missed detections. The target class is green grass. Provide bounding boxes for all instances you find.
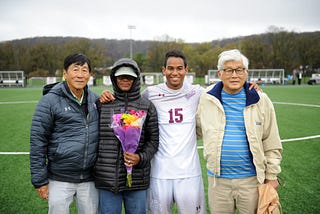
[0,85,320,213]
[278,139,320,213]
[262,85,320,105]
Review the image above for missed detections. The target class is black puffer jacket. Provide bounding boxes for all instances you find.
[30,82,99,188]
[94,58,159,193]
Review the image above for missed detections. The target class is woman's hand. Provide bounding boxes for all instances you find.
[124,152,140,167]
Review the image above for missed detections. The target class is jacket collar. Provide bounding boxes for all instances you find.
[207,81,260,106]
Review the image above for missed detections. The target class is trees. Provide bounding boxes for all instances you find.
[143,41,186,73]
[0,31,319,79]
[188,42,218,76]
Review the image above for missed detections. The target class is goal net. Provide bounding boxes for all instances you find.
[0,71,25,87]
[206,69,285,85]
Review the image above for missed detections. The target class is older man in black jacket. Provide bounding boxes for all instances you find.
[30,53,99,214]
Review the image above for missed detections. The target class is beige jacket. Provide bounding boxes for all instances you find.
[196,82,282,183]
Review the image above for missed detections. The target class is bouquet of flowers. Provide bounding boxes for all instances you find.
[111,109,147,187]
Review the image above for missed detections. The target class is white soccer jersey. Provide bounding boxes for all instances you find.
[142,82,205,179]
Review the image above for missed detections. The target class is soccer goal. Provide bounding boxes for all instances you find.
[0,71,25,87]
[29,77,63,87]
[206,70,220,84]
[140,73,164,85]
[206,69,285,85]
[247,69,285,84]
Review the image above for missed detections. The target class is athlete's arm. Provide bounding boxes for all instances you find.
[100,90,115,103]
[249,81,262,91]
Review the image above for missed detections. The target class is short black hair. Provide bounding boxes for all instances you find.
[163,50,187,68]
[64,53,91,72]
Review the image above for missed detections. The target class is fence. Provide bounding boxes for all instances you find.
[206,69,285,84]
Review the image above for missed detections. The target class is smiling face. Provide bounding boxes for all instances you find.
[116,75,135,92]
[218,60,248,94]
[162,56,188,90]
[63,62,91,94]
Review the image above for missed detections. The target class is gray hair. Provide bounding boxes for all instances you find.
[217,49,249,70]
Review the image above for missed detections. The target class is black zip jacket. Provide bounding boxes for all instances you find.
[94,58,159,193]
[30,82,99,188]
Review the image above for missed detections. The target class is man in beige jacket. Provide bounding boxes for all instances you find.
[196,49,282,214]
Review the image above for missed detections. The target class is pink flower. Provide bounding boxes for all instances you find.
[111,109,146,187]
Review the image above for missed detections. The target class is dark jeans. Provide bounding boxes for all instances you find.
[99,189,147,214]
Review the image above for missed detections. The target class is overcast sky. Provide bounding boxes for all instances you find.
[0,0,319,43]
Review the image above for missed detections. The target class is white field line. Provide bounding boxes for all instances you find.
[280,135,320,142]
[0,152,30,154]
[0,101,38,104]
[1,135,319,154]
[273,102,320,108]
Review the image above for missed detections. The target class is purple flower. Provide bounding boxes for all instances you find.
[111,110,146,187]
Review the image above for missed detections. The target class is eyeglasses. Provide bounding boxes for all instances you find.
[222,68,246,75]
[116,75,136,81]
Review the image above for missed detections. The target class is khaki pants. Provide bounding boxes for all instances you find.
[48,180,99,214]
[208,176,259,214]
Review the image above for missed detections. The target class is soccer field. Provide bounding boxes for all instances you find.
[0,85,319,213]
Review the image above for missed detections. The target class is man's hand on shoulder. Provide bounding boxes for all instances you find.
[100,90,115,103]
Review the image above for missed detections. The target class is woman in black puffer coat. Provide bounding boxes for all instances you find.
[94,58,159,214]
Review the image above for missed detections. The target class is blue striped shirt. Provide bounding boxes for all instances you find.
[208,88,256,178]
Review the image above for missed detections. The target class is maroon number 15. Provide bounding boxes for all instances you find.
[168,108,183,123]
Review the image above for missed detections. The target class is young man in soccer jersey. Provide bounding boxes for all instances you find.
[143,50,206,214]
[196,49,282,214]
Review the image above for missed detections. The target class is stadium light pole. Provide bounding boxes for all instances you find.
[128,25,136,59]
